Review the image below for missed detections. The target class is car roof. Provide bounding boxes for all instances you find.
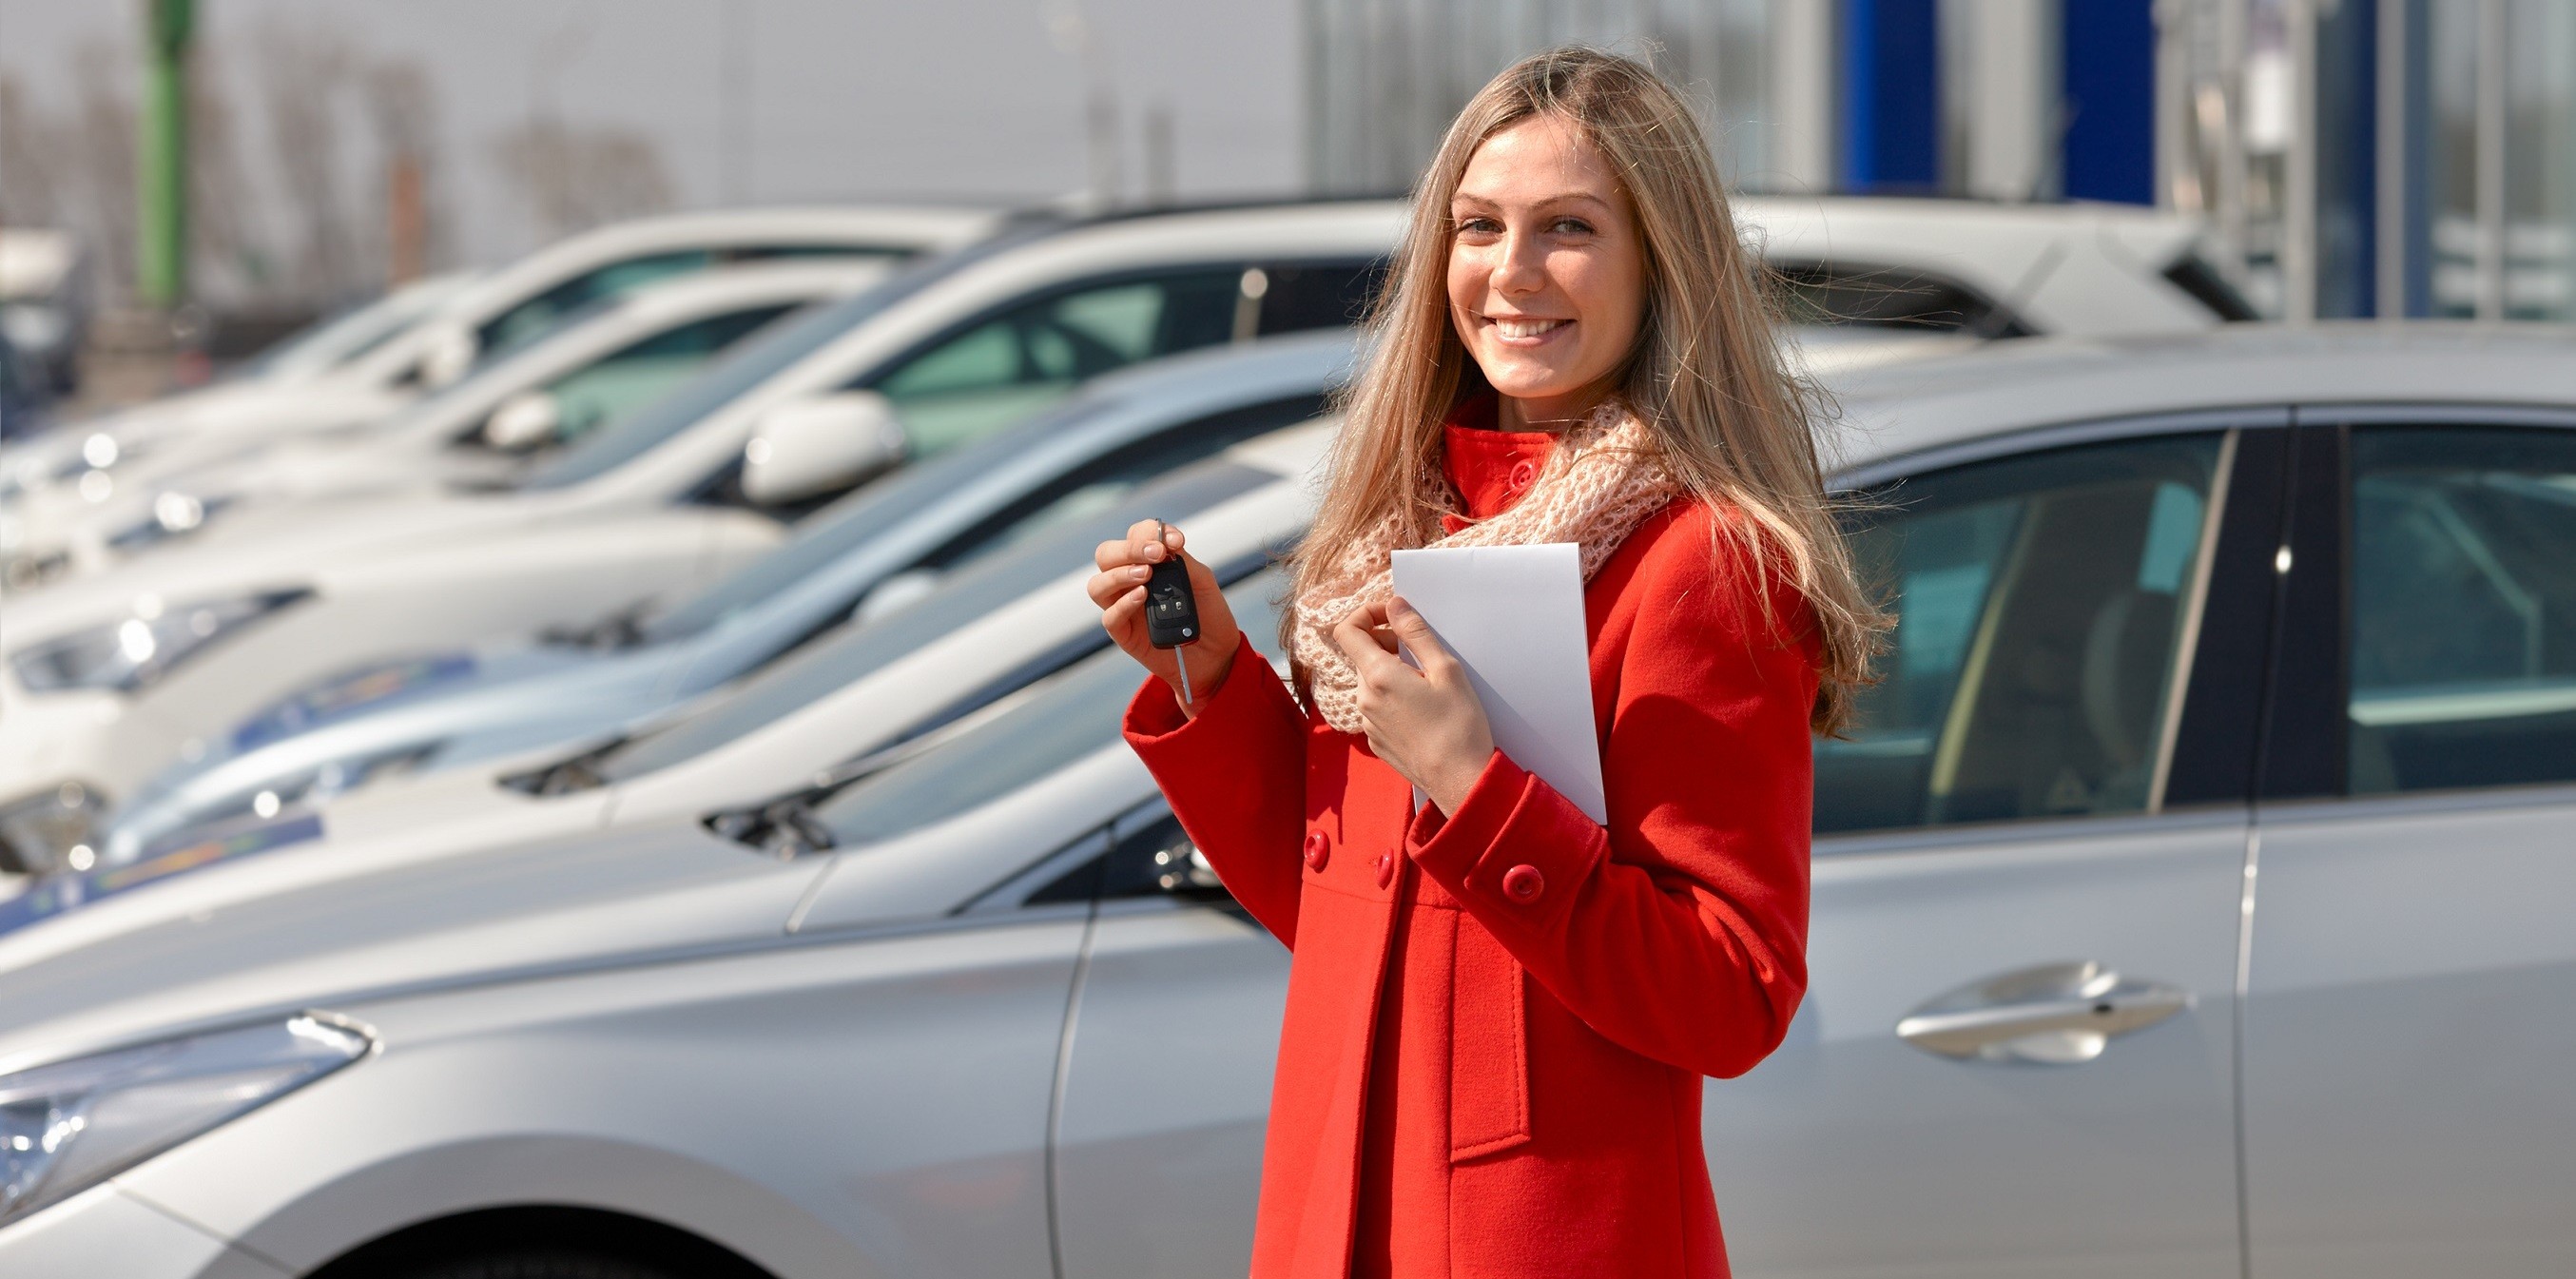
[1824,322,2576,475]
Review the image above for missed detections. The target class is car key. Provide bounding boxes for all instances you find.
[1145,519,1200,703]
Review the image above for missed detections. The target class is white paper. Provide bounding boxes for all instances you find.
[1389,543,1606,824]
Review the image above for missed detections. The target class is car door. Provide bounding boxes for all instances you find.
[2241,413,2576,1279]
[1044,802,1286,1279]
[1704,417,2281,1279]
[1043,418,2279,1278]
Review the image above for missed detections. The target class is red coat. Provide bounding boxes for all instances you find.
[1123,421,1818,1279]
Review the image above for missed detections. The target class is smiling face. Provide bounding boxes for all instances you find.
[1446,112,1649,432]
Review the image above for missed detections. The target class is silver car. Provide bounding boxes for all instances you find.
[1,326,2572,1279]
[97,333,1354,865]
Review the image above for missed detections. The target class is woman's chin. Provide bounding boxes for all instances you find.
[1480,367,1601,408]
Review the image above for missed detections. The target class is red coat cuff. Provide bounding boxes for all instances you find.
[1407,750,1603,936]
[1121,643,1289,752]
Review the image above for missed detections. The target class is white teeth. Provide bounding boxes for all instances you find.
[1494,318,1567,339]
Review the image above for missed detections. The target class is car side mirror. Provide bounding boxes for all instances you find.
[741,390,907,508]
[849,567,942,626]
[482,390,562,452]
[417,322,479,388]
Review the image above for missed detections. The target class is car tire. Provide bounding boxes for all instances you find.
[397,1252,682,1279]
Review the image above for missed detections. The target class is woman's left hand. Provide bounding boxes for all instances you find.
[1331,597,1496,815]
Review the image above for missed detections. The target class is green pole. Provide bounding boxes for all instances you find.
[137,0,194,309]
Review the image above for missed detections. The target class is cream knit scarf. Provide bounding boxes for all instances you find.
[1291,398,1681,734]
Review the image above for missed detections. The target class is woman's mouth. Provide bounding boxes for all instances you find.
[1489,316,1570,343]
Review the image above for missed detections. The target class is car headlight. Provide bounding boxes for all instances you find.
[10,589,312,694]
[105,493,233,554]
[0,783,107,876]
[0,1014,372,1226]
[102,743,435,868]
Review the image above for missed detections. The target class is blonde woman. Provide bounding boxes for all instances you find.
[1088,48,1881,1279]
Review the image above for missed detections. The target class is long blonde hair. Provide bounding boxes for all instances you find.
[1285,47,1885,734]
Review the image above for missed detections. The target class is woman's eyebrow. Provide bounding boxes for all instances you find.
[1450,189,1617,213]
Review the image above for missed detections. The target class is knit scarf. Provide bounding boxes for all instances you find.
[1291,398,1681,734]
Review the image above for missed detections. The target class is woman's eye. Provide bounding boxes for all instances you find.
[1456,216,1501,235]
[1550,217,1595,235]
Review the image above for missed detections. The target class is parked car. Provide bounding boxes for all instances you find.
[216,271,479,389]
[0,226,92,397]
[0,419,1321,904]
[95,333,1353,866]
[0,325,2567,1279]
[0,204,1000,580]
[0,326,48,442]
[36,261,892,578]
[0,201,1396,860]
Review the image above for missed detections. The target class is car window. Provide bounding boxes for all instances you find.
[1769,262,2026,337]
[811,573,1285,850]
[869,270,1244,456]
[587,458,1278,784]
[508,223,1110,494]
[531,303,797,448]
[1252,260,1387,334]
[638,389,1319,645]
[2347,427,2576,794]
[918,393,1326,573]
[476,250,711,353]
[1817,433,2225,833]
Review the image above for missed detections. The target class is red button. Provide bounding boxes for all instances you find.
[1304,832,1329,871]
[1375,851,1396,888]
[1501,863,1544,901]
[1508,459,1537,491]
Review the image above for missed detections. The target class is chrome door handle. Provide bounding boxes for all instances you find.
[1896,960,2191,1065]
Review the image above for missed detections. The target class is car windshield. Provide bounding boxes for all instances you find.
[589,456,1279,783]
[640,386,1144,644]
[228,277,467,381]
[812,572,1284,850]
[515,223,1053,493]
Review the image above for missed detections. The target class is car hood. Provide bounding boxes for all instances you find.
[114,642,621,814]
[223,641,608,754]
[0,816,820,1072]
[0,489,552,641]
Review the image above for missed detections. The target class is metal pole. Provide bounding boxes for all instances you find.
[2375,0,2407,317]
[2283,0,2316,323]
[2475,0,2507,320]
[137,0,194,309]
[2217,0,2248,280]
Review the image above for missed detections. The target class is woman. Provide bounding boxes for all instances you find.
[1087,48,1881,1279]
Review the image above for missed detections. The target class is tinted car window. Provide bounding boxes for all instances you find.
[1255,260,1387,333]
[530,303,797,448]
[870,270,1244,456]
[477,250,710,353]
[1817,433,2224,833]
[812,574,1285,850]
[516,226,1056,493]
[639,390,1320,644]
[588,458,1277,783]
[2347,427,2576,794]
[1770,262,2025,336]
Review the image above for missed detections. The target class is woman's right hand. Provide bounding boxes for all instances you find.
[1090,519,1242,716]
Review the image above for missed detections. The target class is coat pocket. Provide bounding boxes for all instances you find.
[1447,913,1531,1161]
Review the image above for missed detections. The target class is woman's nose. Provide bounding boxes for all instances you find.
[1491,229,1549,295]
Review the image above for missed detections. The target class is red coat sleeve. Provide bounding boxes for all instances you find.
[1406,514,1816,1079]
[1121,649,1309,946]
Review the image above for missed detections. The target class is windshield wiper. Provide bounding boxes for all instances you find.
[497,734,628,796]
[538,600,652,651]
[698,690,1033,858]
[704,794,840,858]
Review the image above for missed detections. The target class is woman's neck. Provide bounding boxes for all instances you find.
[1493,382,1615,435]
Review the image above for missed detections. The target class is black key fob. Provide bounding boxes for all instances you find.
[1145,554,1199,649]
